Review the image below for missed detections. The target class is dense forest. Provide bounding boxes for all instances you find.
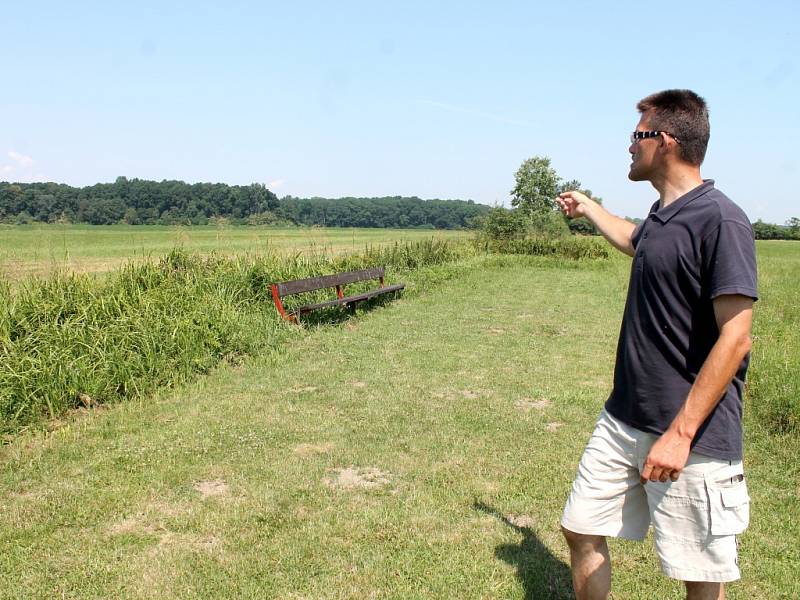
[2,178,797,238]
[0,178,489,229]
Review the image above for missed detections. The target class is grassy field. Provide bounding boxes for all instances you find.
[0,242,797,599]
[748,241,800,433]
[0,224,469,278]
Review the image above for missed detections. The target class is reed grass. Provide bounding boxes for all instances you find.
[478,235,611,260]
[0,240,478,434]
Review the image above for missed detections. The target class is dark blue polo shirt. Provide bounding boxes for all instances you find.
[605,180,758,460]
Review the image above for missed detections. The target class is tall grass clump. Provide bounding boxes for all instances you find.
[0,240,475,434]
[357,238,474,270]
[478,235,610,260]
[0,252,274,433]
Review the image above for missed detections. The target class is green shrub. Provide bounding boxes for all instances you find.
[477,207,571,242]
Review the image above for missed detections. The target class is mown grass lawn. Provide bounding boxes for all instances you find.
[1,253,797,599]
[0,224,468,279]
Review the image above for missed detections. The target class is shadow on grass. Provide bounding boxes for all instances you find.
[289,292,403,327]
[474,500,574,600]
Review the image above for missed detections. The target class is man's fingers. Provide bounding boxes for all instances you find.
[641,463,682,484]
[555,198,573,218]
[640,464,652,484]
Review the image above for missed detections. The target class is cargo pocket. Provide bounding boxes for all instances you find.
[705,471,750,536]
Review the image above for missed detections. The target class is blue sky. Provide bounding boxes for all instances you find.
[2,1,798,223]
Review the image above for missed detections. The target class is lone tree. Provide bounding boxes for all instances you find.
[510,156,560,215]
[502,154,602,237]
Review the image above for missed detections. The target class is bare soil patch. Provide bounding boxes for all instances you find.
[108,500,189,536]
[193,479,230,498]
[506,513,535,528]
[324,467,392,491]
[109,515,165,536]
[545,422,564,432]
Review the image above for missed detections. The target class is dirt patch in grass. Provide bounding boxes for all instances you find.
[109,516,144,535]
[108,500,190,536]
[506,513,535,528]
[324,467,392,491]
[8,489,39,501]
[545,422,564,432]
[351,381,367,388]
[193,479,230,498]
[109,514,165,536]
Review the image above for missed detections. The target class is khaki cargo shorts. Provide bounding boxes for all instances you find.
[561,409,750,582]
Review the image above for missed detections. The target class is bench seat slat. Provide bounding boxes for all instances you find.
[277,267,385,297]
[291,284,405,315]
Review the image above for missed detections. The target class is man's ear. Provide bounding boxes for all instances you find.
[660,134,679,157]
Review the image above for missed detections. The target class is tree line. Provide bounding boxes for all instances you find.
[752,218,800,241]
[278,196,487,229]
[2,175,794,237]
[0,177,489,229]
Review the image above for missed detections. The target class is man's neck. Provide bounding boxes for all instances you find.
[650,164,704,208]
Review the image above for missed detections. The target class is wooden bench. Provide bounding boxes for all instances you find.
[271,267,405,323]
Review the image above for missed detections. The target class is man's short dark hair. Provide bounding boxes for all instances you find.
[637,90,710,166]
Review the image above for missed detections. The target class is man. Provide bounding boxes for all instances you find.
[556,90,757,600]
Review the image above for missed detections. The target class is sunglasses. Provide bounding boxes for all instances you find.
[630,131,681,144]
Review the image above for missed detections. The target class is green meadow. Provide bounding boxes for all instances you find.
[0,224,469,278]
[0,234,797,599]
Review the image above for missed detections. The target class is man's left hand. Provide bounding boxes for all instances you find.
[640,429,692,484]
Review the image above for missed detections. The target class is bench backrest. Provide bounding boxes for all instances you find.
[273,267,385,298]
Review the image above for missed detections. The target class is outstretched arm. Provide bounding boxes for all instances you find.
[556,191,637,257]
[640,294,754,483]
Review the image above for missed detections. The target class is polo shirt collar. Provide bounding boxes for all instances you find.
[651,179,715,223]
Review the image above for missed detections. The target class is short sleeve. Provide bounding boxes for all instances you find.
[702,219,759,301]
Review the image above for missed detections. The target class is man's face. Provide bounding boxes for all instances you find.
[628,114,661,182]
